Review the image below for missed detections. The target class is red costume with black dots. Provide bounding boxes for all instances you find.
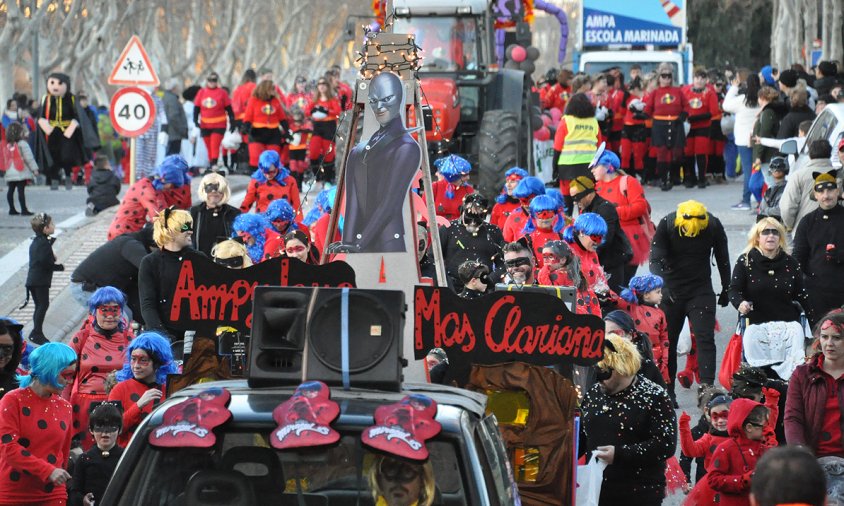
[537,265,602,316]
[107,178,166,240]
[0,387,73,504]
[107,378,166,448]
[430,180,474,222]
[526,228,565,269]
[161,185,192,210]
[611,297,669,382]
[569,239,609,292]
[490,198,520,230]
[240,176,301,214]
[502,207,530,243]
[66,321,132,450]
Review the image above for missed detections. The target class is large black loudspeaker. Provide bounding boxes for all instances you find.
[248,287,406,391]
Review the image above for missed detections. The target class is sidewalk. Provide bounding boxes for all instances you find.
[0,174,252,344]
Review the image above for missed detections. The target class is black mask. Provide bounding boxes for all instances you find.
[595,366,613,382]
[504,257,531,269]
[214,256,245,268]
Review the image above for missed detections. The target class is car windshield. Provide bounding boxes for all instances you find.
[803,109,838,154]
[393,17,480,71]
[115,429,469,506]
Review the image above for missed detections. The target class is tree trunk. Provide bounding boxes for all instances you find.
[0,54,16,110]
[822,0,833,60]
[803,0,818,68]
[831,0,843,63]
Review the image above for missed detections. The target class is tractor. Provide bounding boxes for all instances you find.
[387,0,543,199]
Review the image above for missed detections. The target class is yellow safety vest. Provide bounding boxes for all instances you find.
[557,116,599,165]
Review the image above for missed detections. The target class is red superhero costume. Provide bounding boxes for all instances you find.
[541,83,572,112]
[243,96,288,168]
[240,174,301,215]
[107,177,166,240]
[595,175,651,266]
[431,180,474,221]
[66,322,133,450]
[108,377,166,448]
[0,387,73,505]
[287,117,312,185]
[193,86,232,164]
[679,412,730,482]
[644,85,689,188]
[308,97,342,182]
[285,92,313,114]
[620,95,649,175]
[682,84,719,185]
[231,81,256,133]
[607,88,626,152]
[537,265,602,316]
[709,87,727,179]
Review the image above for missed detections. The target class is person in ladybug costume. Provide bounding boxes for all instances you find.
[34,72,85,190]
[157,155,192,210]
[262,198,308,260]
[491,167,528,229]
[431,154,475,221]
[502,176,546,243]
[682,69,719,188]
[240,150,300,214]
[193,72,234,168]
[231,213,270,265]
[521,193,567,269]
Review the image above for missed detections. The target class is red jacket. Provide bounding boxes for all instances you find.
[240,176,301,214]
[108,378,166,448]
[785,354,844,454]
[612,297,669,381]
[431,180,474,221]
[540,83,571,111]
[595,175,651,265]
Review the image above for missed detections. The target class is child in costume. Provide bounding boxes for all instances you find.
[286,107,312,188]
[0,342,77,505]
[502,176,545,243]
[679,385,728,486]
[65,287,133,450]
[537,240,601,316]
[431,154,474,221]
[85,154,121,216]
[68,402,125,506]
[107,331,178,447]
[521,194,566,268]
[562,212,611,296]
[35,72,84,190]
[4,122,38,216]
[491,167,528,229]
[679,391,731,495]
[240,150,300,214]
[262,199,308,260]
[25,213,64,345]
[616,274,670,382]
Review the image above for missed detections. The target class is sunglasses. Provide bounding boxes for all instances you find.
[0,345,14,359]
[682,214,706,220]
[710,411,730,422]
[760,228,780,237]
[379,461,421,483]
[204,183,221,193]
[317,81,328,86]
[97,305,121,317]
[214,255,245,268]
[504,257,532,269]
[285,245,306,254]
[534,210,556,220]
[131,355,152,366]
[660,74,672,78]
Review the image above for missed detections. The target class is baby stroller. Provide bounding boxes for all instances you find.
[738,302,812,382]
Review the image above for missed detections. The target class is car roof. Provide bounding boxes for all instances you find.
[169,379,489,419]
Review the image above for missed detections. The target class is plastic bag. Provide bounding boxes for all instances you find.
[576,451,607,506]
[677,318,692,356]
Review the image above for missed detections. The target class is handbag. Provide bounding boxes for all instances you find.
[620,176,656,242]
[719,317,745,390]
[576,451,607,506]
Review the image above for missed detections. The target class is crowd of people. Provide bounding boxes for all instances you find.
[0,56,843,505]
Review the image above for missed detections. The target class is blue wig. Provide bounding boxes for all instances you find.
[115,331,178,385]
[544,188,568,214]
[563,212,607,243]
[232,213,269,264]
[252,150,290,185]
[434,155,472,198]
[512,176,546,200]
[152,155,190,190]
[88,286,128,330]
[496,167,529,204]
[593,150,621,173]
[620,274,665,304]
[522,194,565,234]
[264,198,296,225]
[18,342,77,390]
[303,187,336,226]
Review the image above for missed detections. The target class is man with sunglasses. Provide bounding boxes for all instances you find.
[570,175,633,292]
[793,169,844,322]
[439,194,504,292]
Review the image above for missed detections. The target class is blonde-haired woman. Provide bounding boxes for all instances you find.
[211,239,252,269]
[579,332,676,506]
[728,217,811,325]
[190,172,241,256]
[139,208,194,339]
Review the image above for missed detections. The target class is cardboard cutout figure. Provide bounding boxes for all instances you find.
[148,387,231,448]
[270,381,340,450]
[362,394,441,460]
[35,73,85,188]
[341,72,422,253]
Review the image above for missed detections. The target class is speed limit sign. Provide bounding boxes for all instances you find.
[110,86,156,137]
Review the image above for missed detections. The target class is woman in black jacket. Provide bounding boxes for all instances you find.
[189,172,240,256]
[776,88,815,140]
[0,318,24,399]
[729,217,811,325]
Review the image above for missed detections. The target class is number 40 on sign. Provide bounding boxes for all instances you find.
[109,86,156,138]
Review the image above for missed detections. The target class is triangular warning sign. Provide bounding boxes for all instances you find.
[108,35,159,87]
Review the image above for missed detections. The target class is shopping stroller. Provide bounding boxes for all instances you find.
[739,302,812,381]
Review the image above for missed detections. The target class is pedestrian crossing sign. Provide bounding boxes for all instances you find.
[108,35,159,87]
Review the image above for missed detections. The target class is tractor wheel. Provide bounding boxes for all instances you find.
[478,110,520,200]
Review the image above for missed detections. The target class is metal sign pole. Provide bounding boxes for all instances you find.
[130,137,137,182]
